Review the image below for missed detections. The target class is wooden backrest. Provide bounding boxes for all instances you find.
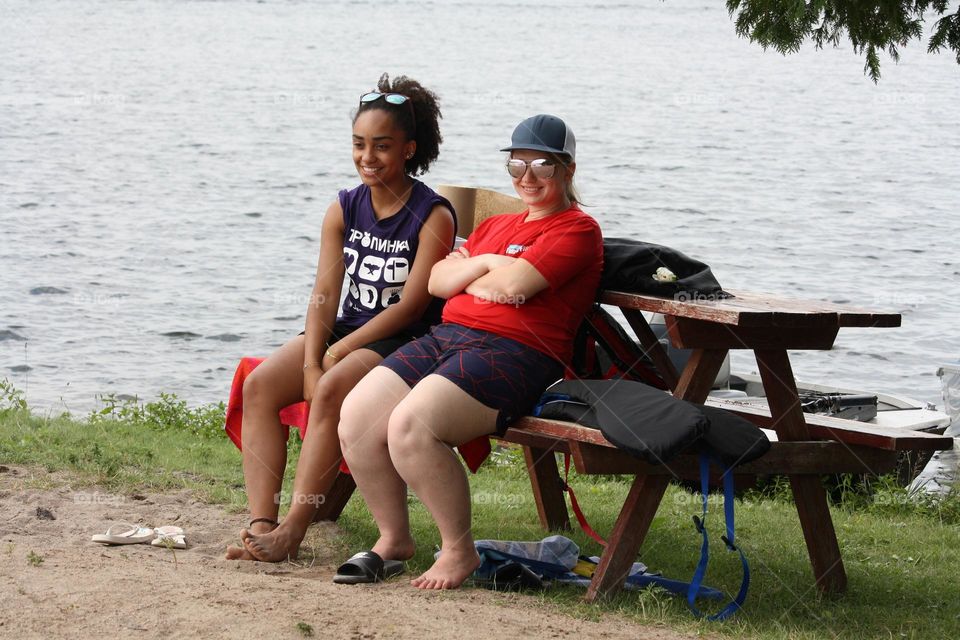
[438,184,525,236]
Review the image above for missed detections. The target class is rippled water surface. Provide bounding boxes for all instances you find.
[2,0,959,413]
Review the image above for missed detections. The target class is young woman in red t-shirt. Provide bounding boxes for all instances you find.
[337,115,603,588]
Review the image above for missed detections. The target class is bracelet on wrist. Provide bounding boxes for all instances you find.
[303,362,321,370]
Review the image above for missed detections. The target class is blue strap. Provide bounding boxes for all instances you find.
[686,454,750,621]
[626,572,724,599]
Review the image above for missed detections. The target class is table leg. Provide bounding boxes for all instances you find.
[674,348,728,403]
[583,346,724,598]
[585,474,670,602]
[312,471,356,522]
[756,349,848,593]
[620,308,680,390]
[522,446,571,531]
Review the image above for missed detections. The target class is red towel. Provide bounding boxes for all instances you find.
[223,357,491,473]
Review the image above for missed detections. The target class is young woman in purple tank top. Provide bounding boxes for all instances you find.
[227,74,456,563]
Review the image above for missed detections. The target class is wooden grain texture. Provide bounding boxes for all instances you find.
[437,184,524,235]
[620,308,680,389]
[504,417,611,447]
[756,348,848,593]
[673,348,728,402]
[569,440,898,476]
[601,290,901,328]
[312,471,356,523]
[666,317,840,350]
[522,445,571,531]
[584,474,670,602]
[507,403,952,453]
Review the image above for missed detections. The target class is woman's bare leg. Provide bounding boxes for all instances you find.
[338,367,416,561]
[225,336,305,560]
[386,374,499,589]
[242,349,384,562]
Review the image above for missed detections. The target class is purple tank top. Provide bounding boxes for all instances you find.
[338,180,455,328]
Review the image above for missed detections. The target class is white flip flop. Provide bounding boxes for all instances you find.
[91,522,156,545]
[151,525,186,549]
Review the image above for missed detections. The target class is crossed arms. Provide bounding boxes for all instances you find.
[427,247,550,303]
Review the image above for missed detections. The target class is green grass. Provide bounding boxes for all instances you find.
[2,379,959,639]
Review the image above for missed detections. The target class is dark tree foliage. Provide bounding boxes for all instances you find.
[726,0,960,81]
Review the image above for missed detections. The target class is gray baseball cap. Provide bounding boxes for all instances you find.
[500,114,576,161]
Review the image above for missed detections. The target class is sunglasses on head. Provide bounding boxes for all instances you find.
[359,92,417,135]
[360,92,409,106]
[506,158,557,179]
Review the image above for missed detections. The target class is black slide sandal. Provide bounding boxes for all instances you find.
[333,550,405,584]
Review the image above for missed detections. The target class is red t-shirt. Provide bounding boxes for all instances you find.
[442,205,603,364]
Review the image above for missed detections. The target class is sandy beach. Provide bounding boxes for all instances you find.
[0,465,702,640]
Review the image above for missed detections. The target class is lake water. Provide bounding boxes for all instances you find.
[2,0,958,415]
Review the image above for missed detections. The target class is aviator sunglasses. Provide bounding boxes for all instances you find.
[360,92,416,125]
[506,158,557,180]
[359,92,416,135]
[359,92,410,106]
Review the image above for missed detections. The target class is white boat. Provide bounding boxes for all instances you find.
[712,372,951,434]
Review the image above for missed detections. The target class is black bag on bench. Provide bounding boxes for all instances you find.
[536,378,769,466]
[534,378,770,620]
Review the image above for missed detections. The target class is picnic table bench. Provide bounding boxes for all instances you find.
[315,287,953,602]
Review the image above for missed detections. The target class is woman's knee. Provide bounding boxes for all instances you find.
[242,368,283,413]
[385,406,434,456]
[310,371,354,415]
[338,387,370,450]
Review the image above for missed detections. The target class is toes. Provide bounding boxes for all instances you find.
[228,546,255,561]
[242,537,264,559]
[411,575,429,589]
[415,576,444,590]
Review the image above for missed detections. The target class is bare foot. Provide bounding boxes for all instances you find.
[410,546,481,590]
[241,521,305,562]
[224,544,252,560]
[371,534,416,563]
[224,520,277,561]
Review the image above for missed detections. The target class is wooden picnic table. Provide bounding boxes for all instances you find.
[500,288,952,601]
[315,287,953,601]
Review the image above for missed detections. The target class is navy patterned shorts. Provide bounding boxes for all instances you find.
[380,323,565,434]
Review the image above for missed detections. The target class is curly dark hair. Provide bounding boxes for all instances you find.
[354,73,443,176]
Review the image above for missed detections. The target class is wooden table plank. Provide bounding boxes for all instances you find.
[667,317,841,350]
[600,290,901,328]
[569,440,899,476]
[510,402,952,454]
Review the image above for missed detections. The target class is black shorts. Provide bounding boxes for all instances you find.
[301,321,429,359]
[380,323,565,434]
